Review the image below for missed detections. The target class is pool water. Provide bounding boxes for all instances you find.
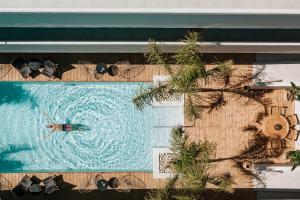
[0,82,183,172]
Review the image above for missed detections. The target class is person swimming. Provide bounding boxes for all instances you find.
[47,124,72,132]
[47,124,91,132]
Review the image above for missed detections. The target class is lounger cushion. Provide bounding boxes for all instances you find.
[19,66,32,78]
[28,61,42,70]
[42,67,55,77]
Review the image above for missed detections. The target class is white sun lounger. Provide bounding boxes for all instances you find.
[253,62,300,88]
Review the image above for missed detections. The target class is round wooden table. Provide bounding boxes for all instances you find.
[261,114,290,139]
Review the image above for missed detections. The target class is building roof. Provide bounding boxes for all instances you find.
[0,0,300,13]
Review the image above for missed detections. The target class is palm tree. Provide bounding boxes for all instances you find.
[145,126,233,200]
[287,150,300,171]
[169,126,215,175]
[133,32,266,120]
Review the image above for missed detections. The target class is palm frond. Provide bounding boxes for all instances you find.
[206,60,233,86]
[180,164,209,191]
[145,40,173,75]
[173,32,206,76]
[170,126,215,175]
[184,95,203,121]
[207,173,233,193]
[216,60,234,86]
[197,141,216,163]
[170,126,188,156]
[133,84,170,110]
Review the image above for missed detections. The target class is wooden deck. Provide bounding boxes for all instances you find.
[0,64,167,82]
[0,53,293,199]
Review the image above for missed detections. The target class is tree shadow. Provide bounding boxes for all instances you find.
[54,64,76,80]
[0,145,32,171]
[191,65,272,116]
[211,129,287,188]
[0,83,37,107]
[242,124,259,134]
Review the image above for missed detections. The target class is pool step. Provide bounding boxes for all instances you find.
[152,127,172,148]
[153,106,184,127]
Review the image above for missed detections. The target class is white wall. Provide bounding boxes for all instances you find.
[1,0,300,28]
[1,42,300,53]
[1,0,300,11]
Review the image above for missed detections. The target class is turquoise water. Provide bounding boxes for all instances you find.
[0,82,183,172]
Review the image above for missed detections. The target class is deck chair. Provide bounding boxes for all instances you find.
[78,60,93,81]
[280,106,288,116]
[11,57,32,79]
[79,174,105,194]
[286,129,299,141]
[287,114,299,127]
[270,139,281,149]
[117,61,145,79]
[114,175,146,193]
[281,139,293,148]
[11,175,32,197]
[42,60,58,78]
[267,107,272,115]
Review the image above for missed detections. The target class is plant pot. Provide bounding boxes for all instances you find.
[242,160,252,171]
[243,85,251,91]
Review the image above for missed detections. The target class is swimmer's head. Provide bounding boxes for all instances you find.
[47,125,53,128]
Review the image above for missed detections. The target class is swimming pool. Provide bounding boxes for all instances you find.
[0,82,183,172]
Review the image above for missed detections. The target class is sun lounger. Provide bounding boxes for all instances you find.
[11,175,32,197]
[28,59,42,70]
[11,57,32,79]
[42,60,57,78]
[253,62,300,87]
[42,175,64,194]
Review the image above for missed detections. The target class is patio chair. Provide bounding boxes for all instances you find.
[11,57,32,79]
[117,61,145,79]
[107,64,119,76]
[287,114,299,127]
[270,139,281,149]
[79,173,107,194]
[281,139,293,148]
[11,175,32,197]
[280,106,288,116]
[94,63,108,80]
[42,60,58,78]
[114,175,146,193]
[286,129,299,141]
[78,60,93,81]
[271,106,280,115]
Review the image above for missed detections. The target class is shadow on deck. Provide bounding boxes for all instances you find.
[0,53,255,65]
[0,189,256,200]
